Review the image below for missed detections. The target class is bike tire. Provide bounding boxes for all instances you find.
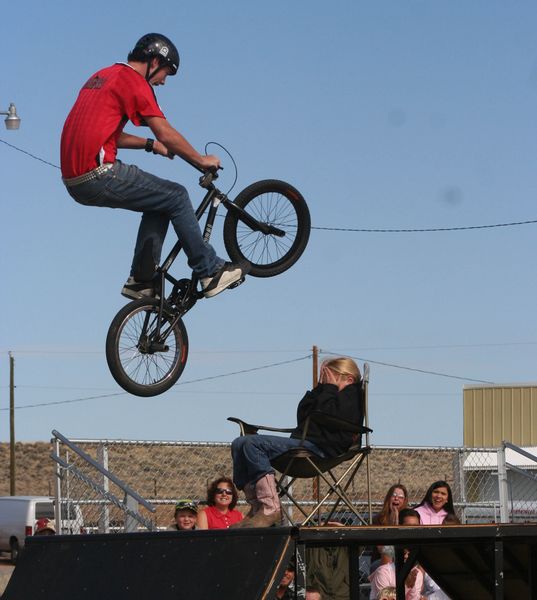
[106,298,189,397]
[223,179,311,278]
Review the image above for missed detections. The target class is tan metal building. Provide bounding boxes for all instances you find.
[464,384,537,447]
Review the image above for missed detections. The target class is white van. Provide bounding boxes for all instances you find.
[0,496,84,563]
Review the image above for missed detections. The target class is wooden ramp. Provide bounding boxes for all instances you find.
[4,523,537,599]
[2,528,294,600]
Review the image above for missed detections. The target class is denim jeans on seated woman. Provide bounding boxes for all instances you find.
[231,434,324,490]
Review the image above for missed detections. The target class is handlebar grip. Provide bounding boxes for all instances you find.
[183,159,223,175]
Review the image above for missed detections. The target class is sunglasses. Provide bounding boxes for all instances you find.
[391,493,405,499]
[215,487,233,496]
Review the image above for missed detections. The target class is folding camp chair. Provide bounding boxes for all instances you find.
[228,363,372,526]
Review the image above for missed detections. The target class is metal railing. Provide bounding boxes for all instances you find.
[51,430,157,533]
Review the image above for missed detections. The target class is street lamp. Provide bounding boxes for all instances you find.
[1,103,21,130]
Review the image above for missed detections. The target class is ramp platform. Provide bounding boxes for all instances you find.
[2,528,294,600]
[3,523,537,599]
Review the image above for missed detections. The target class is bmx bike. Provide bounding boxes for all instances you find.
[105,165,310,397]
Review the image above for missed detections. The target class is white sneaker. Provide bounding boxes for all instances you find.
[121,277,156,300]
[201,261,250,298]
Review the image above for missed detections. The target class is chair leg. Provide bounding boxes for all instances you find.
[299,454,369,526]
[278,476,311,522]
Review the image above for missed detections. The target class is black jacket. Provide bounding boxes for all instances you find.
[290,382,364,457]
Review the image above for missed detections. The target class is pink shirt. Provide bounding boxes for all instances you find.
[415,503,448,525]
[369,563,423,600]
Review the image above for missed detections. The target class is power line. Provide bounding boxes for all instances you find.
[4,340,537,358]
[0,354,311,411]
[0,392,126,411]
[2,137,537,234]
[323,341,537,351]
[313,221,537,233]
[0,138,60,170]
[319,349,494,384]
[2,349,494,412]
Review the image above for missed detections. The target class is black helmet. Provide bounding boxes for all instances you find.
[128,33,180,77]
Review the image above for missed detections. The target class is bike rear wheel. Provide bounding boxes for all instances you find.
[223,179,310,278]
[106,298,189,397]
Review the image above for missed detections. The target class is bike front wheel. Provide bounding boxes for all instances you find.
[106,298,189,397]
[223,179,311,278]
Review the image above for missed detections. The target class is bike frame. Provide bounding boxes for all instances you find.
[148,170,285,343]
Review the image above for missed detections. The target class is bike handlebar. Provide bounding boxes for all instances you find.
[166,153,222,188]
[180,156,222,176]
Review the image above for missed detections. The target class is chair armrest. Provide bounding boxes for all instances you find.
[308,411,373,434]
[227,417,295,436]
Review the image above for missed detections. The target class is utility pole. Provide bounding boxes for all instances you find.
[311,345,319,520]
[9,351,16,496]
[312,345,319,387]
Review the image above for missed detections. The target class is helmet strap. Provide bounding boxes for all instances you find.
[145,59,166,82]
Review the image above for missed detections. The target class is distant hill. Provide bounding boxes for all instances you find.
[0,440,457,504]
[0,442,55,497]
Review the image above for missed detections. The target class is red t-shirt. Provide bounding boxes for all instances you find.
[204,506,243,529]
[60,63,165,178]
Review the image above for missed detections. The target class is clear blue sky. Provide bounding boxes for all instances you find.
[2,1,537,446]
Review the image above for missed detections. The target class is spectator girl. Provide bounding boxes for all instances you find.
[415,481,460,525]
[369,484,410,574]
[373,484,409,526]
[197,477,243,529]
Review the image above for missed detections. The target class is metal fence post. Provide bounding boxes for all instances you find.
[53,437,63,534]
[97,443,110,534]
[363,363,372,524]
[456,448,467,524]
[497,443,510,523]
[124,494,138,532]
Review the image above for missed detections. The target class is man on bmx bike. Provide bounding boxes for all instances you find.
[60,33,249,299]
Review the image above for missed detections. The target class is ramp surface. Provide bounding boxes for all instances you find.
[3,528,294,600]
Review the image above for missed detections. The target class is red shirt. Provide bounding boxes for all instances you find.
[60,63,165,178]
[204,506,243,529]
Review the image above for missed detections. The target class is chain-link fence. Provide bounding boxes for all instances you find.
[51,433,537,534]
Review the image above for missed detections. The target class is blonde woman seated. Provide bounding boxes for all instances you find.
[231,357,364,528]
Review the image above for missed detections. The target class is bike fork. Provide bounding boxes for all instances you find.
[222,198,286,236]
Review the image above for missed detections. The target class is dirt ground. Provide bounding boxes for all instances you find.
[0,555,14,595]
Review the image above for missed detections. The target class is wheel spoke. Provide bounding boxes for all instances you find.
[114,305,184,389]
[235,191,298,266]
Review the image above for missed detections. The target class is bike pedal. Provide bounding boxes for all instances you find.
[228,277,245,290]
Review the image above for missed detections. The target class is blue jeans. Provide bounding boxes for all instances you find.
[231,434,324,490]
[65,161,223,278]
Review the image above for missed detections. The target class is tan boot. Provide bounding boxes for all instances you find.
[243,482,260,518]
[235,474,282,528]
